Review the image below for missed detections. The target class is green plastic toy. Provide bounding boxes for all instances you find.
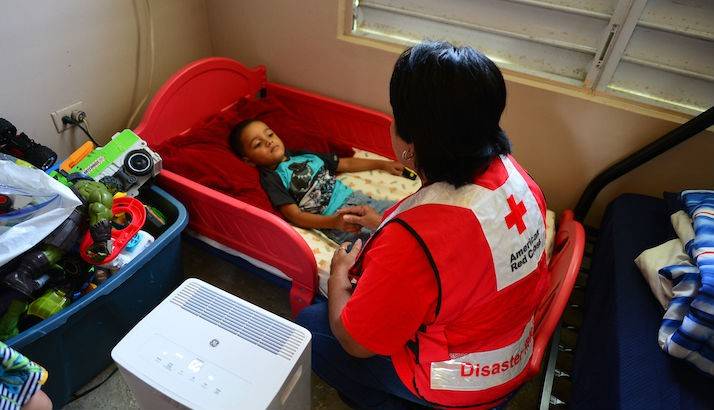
[26,289,69,321]
[0,300,28,341]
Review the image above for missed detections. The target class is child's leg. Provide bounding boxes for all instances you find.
[320,228,365,246]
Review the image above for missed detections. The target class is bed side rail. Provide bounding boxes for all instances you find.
[157,170,318,316]
[267,83,394,159]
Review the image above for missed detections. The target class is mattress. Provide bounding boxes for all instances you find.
[195,149,556,297]
[571,194,711,410]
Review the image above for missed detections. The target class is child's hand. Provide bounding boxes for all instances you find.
[338,205,382,230]
[380,160,404,176]
[332,214,362,233]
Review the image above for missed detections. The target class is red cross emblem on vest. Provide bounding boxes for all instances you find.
[505,195,527,234]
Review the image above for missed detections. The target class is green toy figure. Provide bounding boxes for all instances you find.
[1,175,118,297]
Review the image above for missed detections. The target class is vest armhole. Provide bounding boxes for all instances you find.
[389,218,443,318]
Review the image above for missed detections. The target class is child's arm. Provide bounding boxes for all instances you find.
[337,158,403,175]
[279,204,360,232]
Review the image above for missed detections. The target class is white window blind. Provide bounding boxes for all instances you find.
[351,0,714,115]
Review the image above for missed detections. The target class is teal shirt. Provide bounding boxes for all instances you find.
[259,152,353,215]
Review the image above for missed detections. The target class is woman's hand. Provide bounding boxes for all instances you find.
[329,239,363,289]
[338,205,383,230]
[327,238,374,358]
[380,160,404,176]
[331,214,361,233]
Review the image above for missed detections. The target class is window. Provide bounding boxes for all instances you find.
[350,0,714,115]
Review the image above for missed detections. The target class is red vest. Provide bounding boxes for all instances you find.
[351,155,548,408]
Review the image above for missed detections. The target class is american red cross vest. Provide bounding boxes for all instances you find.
[350,155,548,408]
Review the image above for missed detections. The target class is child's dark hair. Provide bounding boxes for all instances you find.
[389,41,511,187]
[229,118,259,157]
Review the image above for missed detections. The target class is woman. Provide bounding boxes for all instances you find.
[296,41,548,409]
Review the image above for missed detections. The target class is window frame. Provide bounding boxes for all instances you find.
[336,0,711,127]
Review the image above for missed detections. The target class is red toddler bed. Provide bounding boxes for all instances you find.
[135,57,395,316]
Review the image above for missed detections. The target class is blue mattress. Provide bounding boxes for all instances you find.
[571,194,712,410]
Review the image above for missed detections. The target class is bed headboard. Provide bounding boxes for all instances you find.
[134,57,267,147]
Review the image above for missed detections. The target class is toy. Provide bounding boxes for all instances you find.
[99,230,154,271]
[45,256,92,296]
[93,267,111,284]
[401,167,418,180]
[143,204,167,232]
[53,129,161,196]
[0,118,57,171]
[79,196,146,265]
[19,289,69,331]
[0,194,12,214]
[1,176,118,297]
[81,282,97,296]
[0,299,28,341]
[60,140,94,172]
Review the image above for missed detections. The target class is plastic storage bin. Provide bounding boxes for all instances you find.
[6,185,188,407]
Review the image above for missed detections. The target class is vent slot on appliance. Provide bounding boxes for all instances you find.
[171,282,305,360]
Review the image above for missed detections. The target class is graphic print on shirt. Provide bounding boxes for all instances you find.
[269,153,355,215]
[297,167,336,214]
[288,161,313,195]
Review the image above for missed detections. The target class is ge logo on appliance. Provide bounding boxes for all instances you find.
[210,339,219,347]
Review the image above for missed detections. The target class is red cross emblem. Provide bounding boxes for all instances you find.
[505,195,527,234]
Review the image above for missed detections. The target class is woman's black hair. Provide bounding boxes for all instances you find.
[390,41,511,187]
[228,118,260,157]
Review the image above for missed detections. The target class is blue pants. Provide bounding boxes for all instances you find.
[295,302,430,409]
[321,190,395,245]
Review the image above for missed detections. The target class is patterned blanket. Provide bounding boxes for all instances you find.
[658,190,714,376]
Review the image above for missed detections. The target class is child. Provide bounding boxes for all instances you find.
[229,119,402,244]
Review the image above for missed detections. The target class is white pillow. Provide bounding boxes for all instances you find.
[635,239,690,310]
[671,210,694,246]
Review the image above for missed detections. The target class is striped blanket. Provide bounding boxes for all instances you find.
[658,190,714,376]
[0,342,45,409]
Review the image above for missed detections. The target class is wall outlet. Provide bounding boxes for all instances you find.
[50,101,84,133]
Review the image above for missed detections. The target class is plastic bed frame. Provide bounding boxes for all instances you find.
[135,57,395,316]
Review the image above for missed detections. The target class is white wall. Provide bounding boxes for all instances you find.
[205,0,714,223]
[0,0,213,159]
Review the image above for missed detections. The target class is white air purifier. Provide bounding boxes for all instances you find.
[112,278,311,410]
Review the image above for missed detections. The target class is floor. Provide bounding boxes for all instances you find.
[62,239,542,409]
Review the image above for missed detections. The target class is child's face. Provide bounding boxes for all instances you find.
[239,121,286,167]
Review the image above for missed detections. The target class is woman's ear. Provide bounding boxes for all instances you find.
[242,156,254,166]
[406,143,415,159]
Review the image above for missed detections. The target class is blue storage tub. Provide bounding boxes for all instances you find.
[6,185,188,407]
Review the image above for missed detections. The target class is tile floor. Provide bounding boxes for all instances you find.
[61,239,541,409]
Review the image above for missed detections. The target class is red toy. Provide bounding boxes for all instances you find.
[80,197,146,265]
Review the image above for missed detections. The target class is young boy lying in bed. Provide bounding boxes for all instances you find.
[229,119,402,244]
